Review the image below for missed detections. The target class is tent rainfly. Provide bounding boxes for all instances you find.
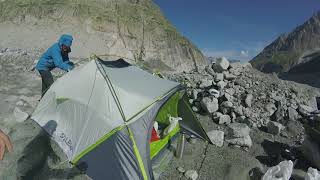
[32,58,211,180]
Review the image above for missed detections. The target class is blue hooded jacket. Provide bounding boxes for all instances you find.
[36,34,74,71]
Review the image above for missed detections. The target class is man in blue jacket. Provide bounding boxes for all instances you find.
[36,34,75,97]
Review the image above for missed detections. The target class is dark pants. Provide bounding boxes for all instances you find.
[38,70,54,97]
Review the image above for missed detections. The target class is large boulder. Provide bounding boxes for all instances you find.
[223,72,237,81]
[244,94,253,108]
[228,123,250,138]
[208,89,220,98]
[200,97,219,114]
[265,103,277,116]
[199,79,213,89]
[215,73,224,82]
[218,115,231,125]
[185,170,198,180]
[298,105,314,117]
[226,135,252,147]
[287,107,299,121]
[207,130,224,147]
[217,81,227,89]
[13,107,29,122]
[262,160,293,180]
[305,167,320,180]
[267,121,284,135]
[226,123,252,147]
[212,57,230,73]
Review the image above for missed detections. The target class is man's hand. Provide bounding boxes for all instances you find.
[0,130,13,160]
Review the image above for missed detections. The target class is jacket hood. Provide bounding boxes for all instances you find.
[58,34,73,47]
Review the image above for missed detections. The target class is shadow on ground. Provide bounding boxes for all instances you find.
[256,139,312,171]
[17,120,83,180]
[279,72,320,89]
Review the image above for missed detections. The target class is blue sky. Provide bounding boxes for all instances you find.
[153,0,320,61]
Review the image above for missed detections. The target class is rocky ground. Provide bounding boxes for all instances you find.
[1,50,320,179]
[160,58,320,180]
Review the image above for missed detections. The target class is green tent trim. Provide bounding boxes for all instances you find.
[150,91,183,159]
[71,125,125,164]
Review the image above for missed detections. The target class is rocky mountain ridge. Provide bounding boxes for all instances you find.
[250,11,320,73]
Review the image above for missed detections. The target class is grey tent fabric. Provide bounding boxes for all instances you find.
[178,94,212,144]
[76,128,142,180]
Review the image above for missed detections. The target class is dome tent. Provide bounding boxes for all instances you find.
[31,57,211,179]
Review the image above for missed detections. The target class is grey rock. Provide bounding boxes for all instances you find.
[231,112,237,122]
[16,100,24,106]
[233,106,244,116]
[225,88,235,96]
[305,167,320,180]
[229,63,243,76]
[219,115,231,125]
[243,107,254,118]
[226,135,252,147]
[199,79,212,89]
[205,66,216,77]
[245,118,258,128]
[271,102,286,122]
[228,123,250,138]
[245,94,253,107]
[208,89,220,98]
[217,81,227,89]
[215,73,224,82]
[177,167,186,173]
[236,116,246,122]
[192,106,200,112]
[221,101,233,108]
[192,89,198,100]
[267,121,284,135]
[262,160,293,180]
[288,107,299,121]
[223,72,237,80]
[212,57,230,73]
[187,90,193,97]
[13,107,29,122]
[222,93,233,102]
[212,112,223,120]
[200,97,219,114]
[265,103,277,116]
[207,130,224,147]
[188,99,194,105]
[185,170,198,180]
[298,105,314,117]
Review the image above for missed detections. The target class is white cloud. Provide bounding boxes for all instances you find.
[240,50,249,57]
[202,40,271,61]
[202,49,251,61]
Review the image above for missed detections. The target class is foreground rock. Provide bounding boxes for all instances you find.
[207,130,224,147]
[184,170,198,180]
[267,121,284,135]
[226,123,252,147]
[212,57,230,73]
[262,160,293,180]
[305,167,320,180]
[201,97,219,114]
[13,107,29,122]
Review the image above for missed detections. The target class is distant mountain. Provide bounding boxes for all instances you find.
[250,11,320,73]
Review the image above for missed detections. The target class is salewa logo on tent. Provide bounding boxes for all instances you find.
[59,132,73,151]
